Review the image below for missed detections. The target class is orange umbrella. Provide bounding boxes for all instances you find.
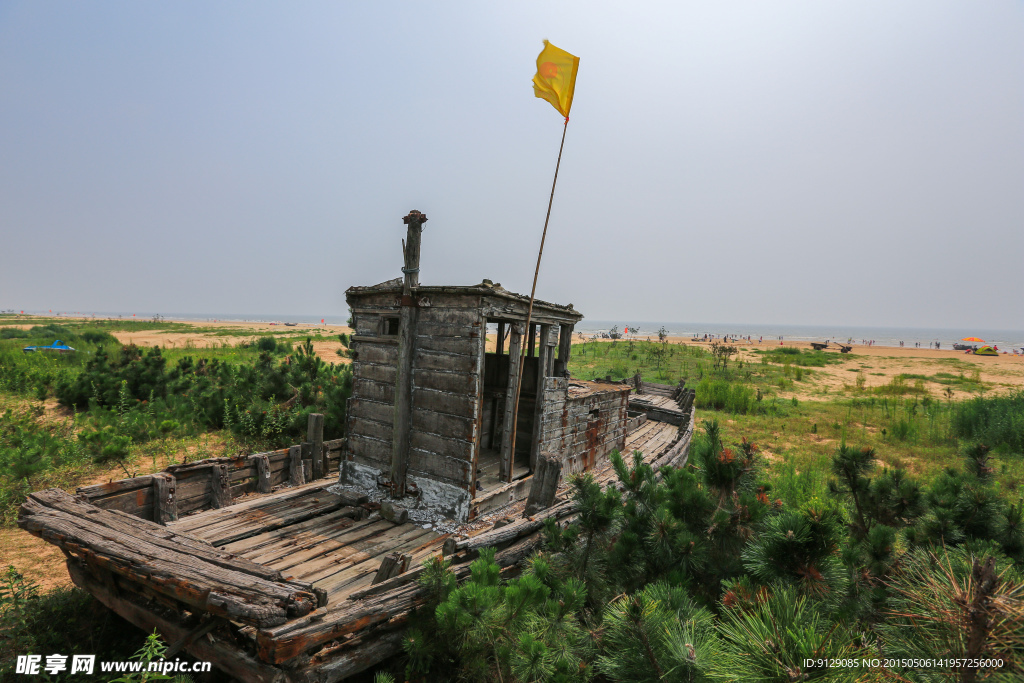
[962,337,985,342]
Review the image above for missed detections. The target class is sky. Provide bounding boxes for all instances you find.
[1,1,1022,330]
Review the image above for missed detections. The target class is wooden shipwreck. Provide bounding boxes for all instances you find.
[18,211,697,681]
[343,210,629,522]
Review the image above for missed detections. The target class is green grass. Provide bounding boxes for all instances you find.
[0,325,353,527]
[566,339,1021,499]
[568,340,816,396]
[950,390,1024,453]
[754,347,848,367]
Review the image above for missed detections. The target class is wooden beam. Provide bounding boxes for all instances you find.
[391,211,426,498]
[470,321,487,498]
[65,562,286,683]
[558,323,572,374]
[153,474,177,525]
[77,475,154,500]
[20,491,318,627]
[527,323,536,357]
[531,325,552,471]
[288,445,305,486]
[165,616,222,658]
[308,413,325,480]
[371,552,411,585]
[499,323,523,480]
[525,454,561,515]
[251,454,272,494]
[210,464,232,509]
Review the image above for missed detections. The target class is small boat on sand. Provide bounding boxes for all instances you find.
[22,340,76,354]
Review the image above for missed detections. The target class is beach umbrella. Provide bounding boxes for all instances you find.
[961,337,985,342]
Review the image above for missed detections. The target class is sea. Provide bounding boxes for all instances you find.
[576,321,1024,353]
[10,310,1024,352]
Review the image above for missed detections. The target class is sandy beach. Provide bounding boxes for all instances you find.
[6,316,355,364]
[9,316,1023,399]
[651,335,1024,401]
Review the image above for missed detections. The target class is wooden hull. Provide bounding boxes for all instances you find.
[19,401,695,682]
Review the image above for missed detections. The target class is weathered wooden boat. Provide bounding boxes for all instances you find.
[18,211,697,681]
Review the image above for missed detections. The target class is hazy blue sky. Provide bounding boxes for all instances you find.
[1,1,1021,329]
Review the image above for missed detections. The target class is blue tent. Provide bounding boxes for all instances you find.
[23,339,76,353]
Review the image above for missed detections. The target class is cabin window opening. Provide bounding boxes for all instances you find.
[589,408,600,418]
[380,316,400,336]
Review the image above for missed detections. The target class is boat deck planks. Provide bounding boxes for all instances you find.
[476,450,530,492]
[629,394,680,412]
[623,420,677,456]
[168,482,445,602]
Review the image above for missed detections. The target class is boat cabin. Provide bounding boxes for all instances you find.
[341,211,630,520]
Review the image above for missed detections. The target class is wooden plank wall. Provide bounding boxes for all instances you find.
[346,293,483,492]
[77,439,346,522]
[409,295,482,490]
[536,379,631,478]
[347,299,400,473]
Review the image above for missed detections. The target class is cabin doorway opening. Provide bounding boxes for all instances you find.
[475,319,539,495]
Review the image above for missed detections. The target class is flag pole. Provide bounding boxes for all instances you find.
[507,115,569,481]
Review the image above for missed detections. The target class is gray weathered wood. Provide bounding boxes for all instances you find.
[379,501,408,524]
[251,454,272,494]
[165,616,222,658]
[288,445,305,486]
[524,454,562,515]
[65,562,287,683]
[371,552,411,585]
[19,490,318,627]
[210,464,232,509]
[153,473,177,525]
[499,323,523,480]
[77,475,155,500]
[258,524,539,664]
[389,210,427,500]
[557,323,572,374]
[308,413,325,480]
[530,325,552,471]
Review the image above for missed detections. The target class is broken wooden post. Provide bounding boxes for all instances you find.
[525,454,562,515]
[530,325,553,472]
[209,464,232,509]
[634,372,644,394]
[555,323,572,376]
[496,321,506,356]
[391,209,427,498]
[153,473,177,524]
[308,413,324,480]
[679,388,695,416]
[251,454,272,494]
[499,322,523,481]
[371,552,411,585]
[288,445,305,486]
[379,501,409,524]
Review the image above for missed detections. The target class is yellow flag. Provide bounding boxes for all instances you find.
[533,40,579,118]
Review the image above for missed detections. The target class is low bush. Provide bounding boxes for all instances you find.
[401,424,1024,682]
[695,377,755,414]
[0,565,177,678]
[950,390,1024,453]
